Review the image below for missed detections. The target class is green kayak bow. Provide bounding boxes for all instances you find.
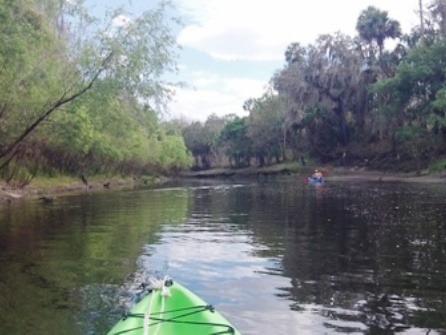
[108,277,242,335]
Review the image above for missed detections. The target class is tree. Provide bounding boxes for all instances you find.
[219,116,252,168]
[0,0,181,176]
[371,38,446,165]
[274,33,364,158]
[0,0,75,169]
[245,93,285,166]
[181,115,229,169]
[152,130,193,173]
[182,122,211,169]
[356,6,402,59]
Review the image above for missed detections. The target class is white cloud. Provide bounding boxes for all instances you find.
[176,0,419,61]
[112,14,132,27]
[167,72,267,121]
[168,0,420,121]
[189,71,220,88]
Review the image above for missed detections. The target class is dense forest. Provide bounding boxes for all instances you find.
[180,0,446,173]
[2,1,446,187]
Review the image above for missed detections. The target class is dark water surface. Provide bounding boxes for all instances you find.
[0,179,446,334]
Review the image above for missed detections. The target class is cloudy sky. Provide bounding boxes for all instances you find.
[89,1,421,121]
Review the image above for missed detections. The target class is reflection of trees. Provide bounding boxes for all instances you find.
[200,182,446,332]
[0,189,189,334]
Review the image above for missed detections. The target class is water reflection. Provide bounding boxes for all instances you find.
[0,188,189,335]
[128,181,446,334]
[275,183,446,334]
[0,181,445,334]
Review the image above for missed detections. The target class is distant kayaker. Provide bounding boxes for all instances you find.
[312,169,323,179]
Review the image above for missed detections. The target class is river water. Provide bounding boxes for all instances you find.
[0,178,445,334]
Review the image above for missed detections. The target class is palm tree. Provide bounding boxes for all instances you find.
[356,6,401,58]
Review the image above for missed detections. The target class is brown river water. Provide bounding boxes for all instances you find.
[0,178,445,334]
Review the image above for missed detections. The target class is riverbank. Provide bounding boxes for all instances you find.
[2,165,446,205]
[180,164,446,182]
[0,175,167,205]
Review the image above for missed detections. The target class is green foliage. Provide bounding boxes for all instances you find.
[273,33,365,157]
[182,122,209,157]
[174,5,445,171]
[0,0,190,180]
[395,125,424,143]
[219,116,252,167]
[265,6,446,168]
[371,38,446,145]
[247,93,285,166]
[182,114,229,169]
[156,132,193,171]
[3,0,446,176]
[428,157,446,171]
[432,89,446,128]
[356,6,401,53]
[0,0,67,142]
[301,105,343,154]
[1,160,36,187]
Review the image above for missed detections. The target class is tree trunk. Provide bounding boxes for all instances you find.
[419,0,425,36]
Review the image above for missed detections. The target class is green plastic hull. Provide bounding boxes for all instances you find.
[108,280,241,335]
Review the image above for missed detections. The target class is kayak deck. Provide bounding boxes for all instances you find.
[108,278,241,335]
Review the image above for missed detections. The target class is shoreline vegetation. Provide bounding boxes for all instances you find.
[3,1,446,207]
[0,175,167,205]
[2,163,445,205]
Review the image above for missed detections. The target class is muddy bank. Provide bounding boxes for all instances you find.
[1,180,121,204]
[0,176,167,205]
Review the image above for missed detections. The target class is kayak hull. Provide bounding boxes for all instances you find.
[307,177,324,184]
[108,279,241,335]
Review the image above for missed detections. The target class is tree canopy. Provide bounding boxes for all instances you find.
[3,1,446,178]
[0,0,192,183]
[181,2,446,172]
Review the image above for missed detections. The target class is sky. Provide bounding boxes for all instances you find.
[87,0,422,122]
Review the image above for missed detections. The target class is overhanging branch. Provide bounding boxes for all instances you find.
[0,51,114,171]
